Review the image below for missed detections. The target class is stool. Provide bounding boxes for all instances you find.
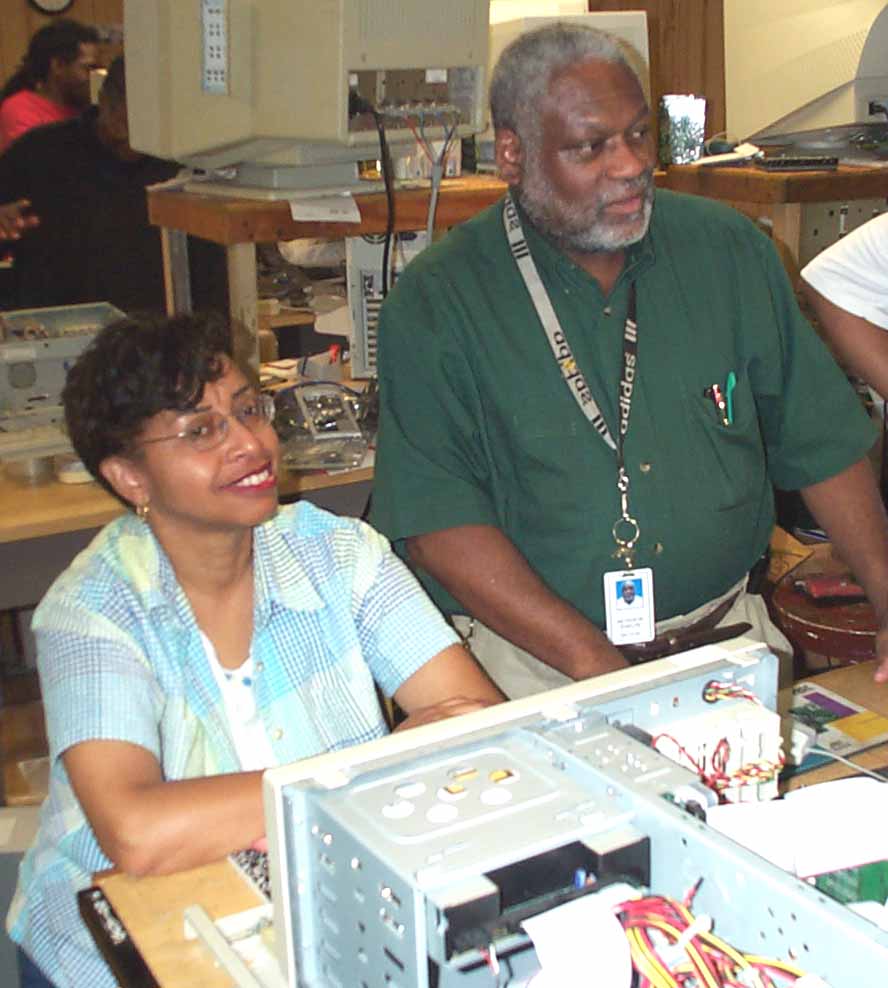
[771,572,876,672]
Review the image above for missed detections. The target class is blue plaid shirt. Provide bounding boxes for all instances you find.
[7,502,457,987]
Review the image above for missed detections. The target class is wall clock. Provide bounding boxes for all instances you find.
[27,0,75,14]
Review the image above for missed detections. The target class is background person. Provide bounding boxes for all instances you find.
[0,56,224,314]
[0,19,99,152]
[5,312,502,988]
[800,212,888,401]
[370,23,888,699]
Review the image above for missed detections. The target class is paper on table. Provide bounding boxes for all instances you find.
[288,195,361,223]
[706,777,888,877]
[522,891,632,988]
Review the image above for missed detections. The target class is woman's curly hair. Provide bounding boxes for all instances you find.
[62,312,241,502]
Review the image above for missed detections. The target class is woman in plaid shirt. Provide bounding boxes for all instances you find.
[8,312,502,988]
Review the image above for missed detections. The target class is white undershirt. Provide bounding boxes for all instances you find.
[201,631,276,771]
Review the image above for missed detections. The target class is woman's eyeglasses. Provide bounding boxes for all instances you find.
[133,393,276,453]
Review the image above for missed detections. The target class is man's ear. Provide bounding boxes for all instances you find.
[100,455,148,510]
[494,128,524,187]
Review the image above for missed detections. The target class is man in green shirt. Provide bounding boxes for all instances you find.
[371,23,888,697]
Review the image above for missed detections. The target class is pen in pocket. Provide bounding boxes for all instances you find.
[704,383,730,426]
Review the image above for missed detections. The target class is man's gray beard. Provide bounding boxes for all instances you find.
[515,166,655,254]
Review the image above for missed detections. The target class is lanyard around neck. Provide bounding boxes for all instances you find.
[503,194,641,565]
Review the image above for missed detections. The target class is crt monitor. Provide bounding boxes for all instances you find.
[724,0,888,139]
[123,0,490,192]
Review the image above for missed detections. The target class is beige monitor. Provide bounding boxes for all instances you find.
[124,0,490,191]
[725,0,888,140]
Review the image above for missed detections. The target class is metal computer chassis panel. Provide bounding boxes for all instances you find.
[265,642,887,987]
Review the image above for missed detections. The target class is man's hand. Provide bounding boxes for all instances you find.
[0,199,39,240]
[393,695,498,733]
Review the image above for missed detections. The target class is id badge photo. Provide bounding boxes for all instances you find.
[604,567,655,645]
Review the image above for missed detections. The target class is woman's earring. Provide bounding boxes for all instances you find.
[135,501,150,521]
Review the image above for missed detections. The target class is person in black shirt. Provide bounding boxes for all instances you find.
[0,56,224,314]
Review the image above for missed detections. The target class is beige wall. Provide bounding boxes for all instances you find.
[589,0,726,137]
[0,0,123,91]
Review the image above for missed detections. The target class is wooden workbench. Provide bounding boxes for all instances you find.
[660,162,888,277]
[149,165,888,351]
[147,174,508,353]
[780,659,888,791]
[87,859,267,988]
[0,464,372,545]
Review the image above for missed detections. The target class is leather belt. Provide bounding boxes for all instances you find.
[621,591,748,665]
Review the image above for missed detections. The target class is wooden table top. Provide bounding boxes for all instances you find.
[0,699,47,807]
[147,164,888,251]
[0,465,373,545]
[94,859,266,988]
[148,173,509,245]
[662,161,888,204]
[0,471,122,543]
[780,660,888,790]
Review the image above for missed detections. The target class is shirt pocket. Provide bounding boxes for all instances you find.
[688,368,768,512]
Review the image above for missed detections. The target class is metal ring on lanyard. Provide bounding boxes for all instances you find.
[611,467,639,565]
[612,515,641,565]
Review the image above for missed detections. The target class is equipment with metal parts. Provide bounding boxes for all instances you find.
[262,641,888,988]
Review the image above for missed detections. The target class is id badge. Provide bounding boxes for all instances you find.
[603,567,655,645]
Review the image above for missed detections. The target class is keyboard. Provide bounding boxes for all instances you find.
[0,423,72,460]
[754,155,839,171]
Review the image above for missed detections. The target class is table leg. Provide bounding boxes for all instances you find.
[226,243,259,370]
[160,229,193,315]
[768,202,803,282]
[722,201,803,283]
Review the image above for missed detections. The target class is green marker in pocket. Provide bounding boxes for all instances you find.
[724,371,737,425]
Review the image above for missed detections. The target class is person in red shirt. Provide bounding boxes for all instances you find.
[0,19,99,152]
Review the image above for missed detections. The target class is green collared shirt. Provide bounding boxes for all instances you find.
[371,189,875,625]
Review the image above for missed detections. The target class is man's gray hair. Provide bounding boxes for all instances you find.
[489,23,632,139]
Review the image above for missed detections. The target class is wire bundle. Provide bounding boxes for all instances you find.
[652,733,784,800]
[401,108,460,242]
[618,893,807,987]
[702,681,762,705]
[372,105,460,292]
[403,108,460,174]
[652,680,785,802]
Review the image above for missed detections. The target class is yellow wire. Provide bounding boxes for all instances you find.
[623,897,810,986]
[627,928,677,987]
[745,954,808,978]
